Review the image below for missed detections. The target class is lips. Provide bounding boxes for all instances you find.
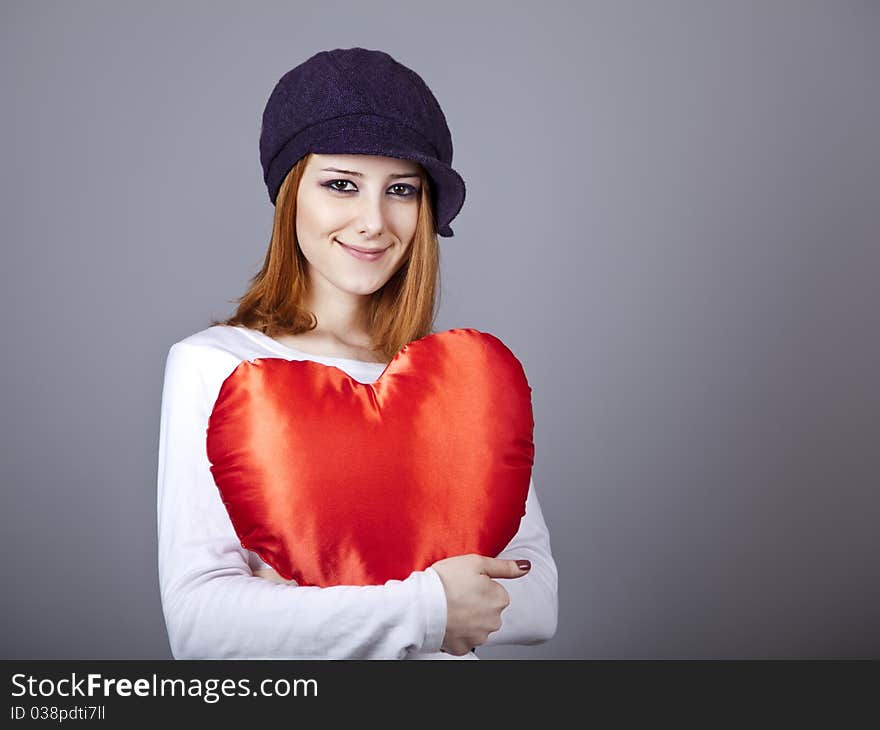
[335,239,390,262]
[335,239,388,254]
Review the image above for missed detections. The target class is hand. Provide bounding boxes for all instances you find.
[429,553,531,656]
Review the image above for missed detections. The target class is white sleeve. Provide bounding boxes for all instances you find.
[482,477,559,647]
[156,342,448,659]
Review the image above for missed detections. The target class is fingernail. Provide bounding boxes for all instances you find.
[516,560,531,572]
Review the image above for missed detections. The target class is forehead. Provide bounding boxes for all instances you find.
[308,153,421,176]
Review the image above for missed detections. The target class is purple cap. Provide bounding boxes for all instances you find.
[259,48,466,237]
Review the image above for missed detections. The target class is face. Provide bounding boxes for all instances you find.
[295,153,423,298]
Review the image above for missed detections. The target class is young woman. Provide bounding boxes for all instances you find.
[157,48,558,659]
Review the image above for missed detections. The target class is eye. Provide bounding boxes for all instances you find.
[323,179,357,193]
[389,183,420,197]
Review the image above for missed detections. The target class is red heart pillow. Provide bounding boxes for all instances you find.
[206,328,534,587]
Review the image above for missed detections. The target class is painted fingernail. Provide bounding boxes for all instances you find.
[516,560,531,572]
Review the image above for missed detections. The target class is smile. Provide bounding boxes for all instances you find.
[335,239,390,262]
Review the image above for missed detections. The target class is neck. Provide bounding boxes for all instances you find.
[302,275,373,347]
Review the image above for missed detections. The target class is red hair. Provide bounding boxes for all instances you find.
[211,153,443,362]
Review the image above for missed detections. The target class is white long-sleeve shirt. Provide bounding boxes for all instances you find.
[156,324,558,659]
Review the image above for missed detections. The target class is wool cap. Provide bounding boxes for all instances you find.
[259,47,466,237]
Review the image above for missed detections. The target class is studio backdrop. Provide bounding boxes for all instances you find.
[1,0,878,659]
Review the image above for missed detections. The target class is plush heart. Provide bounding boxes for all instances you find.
[206,328,534,587]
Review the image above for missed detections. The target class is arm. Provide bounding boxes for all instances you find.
[482,477,559,646]
[156,342,447,659]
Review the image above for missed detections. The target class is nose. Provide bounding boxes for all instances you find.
[354,190,388,240]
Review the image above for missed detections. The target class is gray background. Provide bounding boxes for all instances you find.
[1,0,877,659]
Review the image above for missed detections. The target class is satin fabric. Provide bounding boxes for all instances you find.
[206,328,534,587]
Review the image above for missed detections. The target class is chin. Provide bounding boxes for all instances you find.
[337,277,389,297]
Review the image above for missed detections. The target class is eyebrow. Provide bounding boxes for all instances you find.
[320,167,420,180]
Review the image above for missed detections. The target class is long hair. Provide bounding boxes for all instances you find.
[210,153,442,362]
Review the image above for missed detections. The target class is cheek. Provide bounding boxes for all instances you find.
[296,187,342,233]
[388,205,419,240]
[296,194,323,236]
[296,214,343,267]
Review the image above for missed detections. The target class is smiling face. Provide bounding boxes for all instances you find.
[295,153,424,298]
